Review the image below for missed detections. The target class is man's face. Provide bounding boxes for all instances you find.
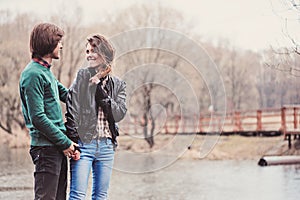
[51,40,63,59]
[86,43,105,68]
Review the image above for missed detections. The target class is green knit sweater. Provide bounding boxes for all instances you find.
[19,61,72,150]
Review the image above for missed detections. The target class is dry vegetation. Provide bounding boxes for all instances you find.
[2,126,300,161]
[116,134,300,160]
[1,2,300,149]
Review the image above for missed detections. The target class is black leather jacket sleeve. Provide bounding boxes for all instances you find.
[65,70,83,143]
[96,77,127,123]
[110,79,127,122]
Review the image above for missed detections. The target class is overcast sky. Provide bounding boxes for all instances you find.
[1,0,299,51]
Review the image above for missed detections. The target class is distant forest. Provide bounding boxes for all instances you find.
[1,3,300,136]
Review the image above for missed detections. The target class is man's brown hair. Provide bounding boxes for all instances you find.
[87,34,115,66]
[30,23,64,58]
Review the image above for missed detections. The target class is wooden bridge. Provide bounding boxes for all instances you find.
[199,106,300,148]
[121,106,300,148]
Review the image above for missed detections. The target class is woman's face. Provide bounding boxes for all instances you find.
[85,43,104,68]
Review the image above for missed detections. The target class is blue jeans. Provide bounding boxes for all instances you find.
[69,138,115,200]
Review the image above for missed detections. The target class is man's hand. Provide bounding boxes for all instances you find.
[63,142,78,157]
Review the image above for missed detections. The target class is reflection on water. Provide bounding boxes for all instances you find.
[0,145,33,200]
[0,145,300,200]
[110,156,300,200]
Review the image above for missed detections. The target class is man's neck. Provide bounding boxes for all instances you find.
[42,56,52,65]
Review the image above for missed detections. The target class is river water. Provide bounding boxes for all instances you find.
[0,145,299,200]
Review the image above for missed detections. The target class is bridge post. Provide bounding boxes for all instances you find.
[234,111,242,132]
[257,110,262,132]
[281,107,287,136]
[281,107,291,148]
[293,107,299,140]
[198,115,203,133]
[294,107,298,130]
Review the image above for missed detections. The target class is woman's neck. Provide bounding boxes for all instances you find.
[95,64,107,73]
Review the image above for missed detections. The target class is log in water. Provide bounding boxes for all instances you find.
[258,156,300,166]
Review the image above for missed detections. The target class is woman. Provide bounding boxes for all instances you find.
[65,34,127,200]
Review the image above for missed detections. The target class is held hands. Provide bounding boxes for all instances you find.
[89,66,111,85]
[71,149,81,160]
[63,142,81,160]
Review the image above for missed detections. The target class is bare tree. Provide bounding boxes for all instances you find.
[282,0,300,54]
[0,13,34,134]
[262,0,300,108]
[105,4,194,147]
[206,40,261,111]
[49,5,87,86]
[268,0,300,75]
[261,48,300,107]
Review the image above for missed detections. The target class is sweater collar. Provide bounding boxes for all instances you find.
[32,57,51,69]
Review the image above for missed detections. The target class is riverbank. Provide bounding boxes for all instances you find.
[116,134,300,161]
[1,130,300,160]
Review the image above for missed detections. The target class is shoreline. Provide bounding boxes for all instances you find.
[1,130,300,161]
[116,134,300,161]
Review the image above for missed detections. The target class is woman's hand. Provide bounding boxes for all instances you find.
[89,66,111,85]
[71,150,81,160]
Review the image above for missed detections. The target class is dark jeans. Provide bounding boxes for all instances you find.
[30,146,67,200]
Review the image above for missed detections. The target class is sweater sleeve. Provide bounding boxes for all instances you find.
[57,80,68,103]
[24,72,72,150]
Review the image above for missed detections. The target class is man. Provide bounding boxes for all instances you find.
[19,23,78,200]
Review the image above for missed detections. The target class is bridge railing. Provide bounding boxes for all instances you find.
[119,106,300,136]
